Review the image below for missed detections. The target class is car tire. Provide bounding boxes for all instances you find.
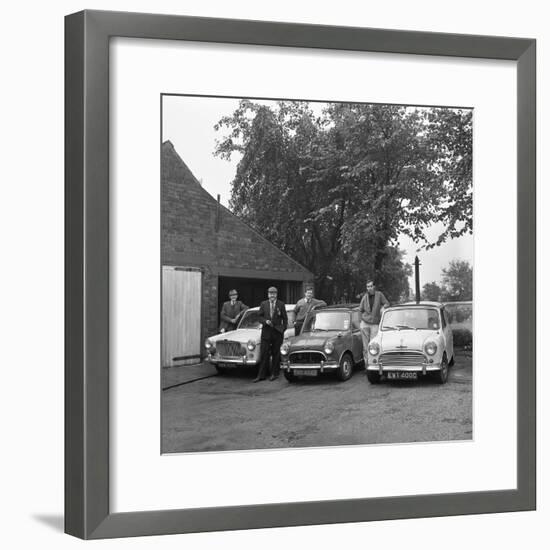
[214,365,226,375]
[366,370,382,384]
[337,352,354,381]
[449,355,455,367]
[283,371,295,383]
[433,354,449,384]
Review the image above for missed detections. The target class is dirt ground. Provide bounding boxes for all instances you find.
[161,352,472,453]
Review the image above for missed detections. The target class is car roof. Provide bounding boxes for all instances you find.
[245,304,296,311]
[317,303,360,311]
[443,301,472,306]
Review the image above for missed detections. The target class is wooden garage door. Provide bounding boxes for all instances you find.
[162,266,202,367]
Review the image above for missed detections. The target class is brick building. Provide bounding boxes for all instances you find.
[161,141,313,367]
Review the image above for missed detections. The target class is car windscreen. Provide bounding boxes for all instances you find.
[381,308,440,331]
[238,310,295,329]
[302,311,350,332]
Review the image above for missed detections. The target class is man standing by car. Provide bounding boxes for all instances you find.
[219,289,248,333]
[293,286,326,336]
[254,286,288,382]
[359,280,389,361]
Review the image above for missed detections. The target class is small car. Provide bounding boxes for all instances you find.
[280,305,363,382]
[204,305,297,374]
[365,301,454,384]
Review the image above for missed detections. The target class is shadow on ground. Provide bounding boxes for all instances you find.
[32,514,64,532]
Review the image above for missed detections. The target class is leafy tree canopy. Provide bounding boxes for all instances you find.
[422,281,443,302]
[422,260,473,302]
[440,259,473,301]
[214,100,472,303]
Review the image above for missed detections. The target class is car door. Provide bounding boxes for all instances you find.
[350,311,363,363]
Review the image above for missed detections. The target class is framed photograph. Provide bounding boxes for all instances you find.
[65,10,536,539]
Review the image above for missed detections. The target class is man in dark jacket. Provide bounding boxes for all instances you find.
[254,286,288,382]
[359,280,389,361]
[219,289,248,333]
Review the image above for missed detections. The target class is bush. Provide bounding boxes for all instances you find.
[452,327,472,349]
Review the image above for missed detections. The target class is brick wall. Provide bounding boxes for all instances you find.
[161,141,312,341]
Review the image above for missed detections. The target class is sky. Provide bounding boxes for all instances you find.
[162,95,473,287]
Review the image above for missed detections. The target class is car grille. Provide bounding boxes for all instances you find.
[289,351,326,364]
[216,341,246,358]
[379,351,425,367]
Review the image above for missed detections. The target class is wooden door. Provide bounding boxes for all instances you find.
[162,266,202,367]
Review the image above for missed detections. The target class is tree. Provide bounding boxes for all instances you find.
[424,108,473,247]
[375,247,412,303]
[440,260,472,301]
[423,281,442,301]
[214,100,472,302]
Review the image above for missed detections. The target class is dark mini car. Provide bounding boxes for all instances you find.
[280,305,363,382]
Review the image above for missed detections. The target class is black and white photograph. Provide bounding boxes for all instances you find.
[161,95,473,453]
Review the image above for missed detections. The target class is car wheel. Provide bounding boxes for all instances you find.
[284,371,295,383]
[366,370,382,384]
[214,365,226,375]
[433,354,449,384]
[337,353,353,381]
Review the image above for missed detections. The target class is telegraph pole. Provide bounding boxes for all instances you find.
[414,256,421,303]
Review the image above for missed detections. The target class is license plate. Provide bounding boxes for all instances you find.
[293,369,318,377]
[387,371,418,380]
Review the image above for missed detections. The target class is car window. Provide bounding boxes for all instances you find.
[352,311,361,330]
[238,310,262,329]
[381,308,440,331]
[302,311,350,332]
[441,309,447,329]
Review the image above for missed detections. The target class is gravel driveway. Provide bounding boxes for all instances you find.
[161,352,472,453]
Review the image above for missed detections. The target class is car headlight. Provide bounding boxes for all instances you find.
[368,342,380,356]
[424,341,438,356]
[281,342,290,356]
[205,338,215,352]
[324,341,334,355]
[247,340,256,351]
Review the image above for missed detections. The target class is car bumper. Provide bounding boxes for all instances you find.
[366,363,443,374]
[206,356,259,367]
[281,360,339,372]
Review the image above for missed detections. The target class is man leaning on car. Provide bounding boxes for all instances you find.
[293,285,326,336]
[219,289,248,333]
[359,280,389,361]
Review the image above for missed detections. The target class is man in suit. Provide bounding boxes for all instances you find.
[359,280,389,362]
[254,286,288,382]
[219,289,248,333]
[293,286,326,336]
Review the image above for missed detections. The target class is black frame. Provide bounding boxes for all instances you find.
[65,10,536,539]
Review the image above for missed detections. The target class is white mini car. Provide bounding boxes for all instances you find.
[365,302,454,384]
[204,305,296,374]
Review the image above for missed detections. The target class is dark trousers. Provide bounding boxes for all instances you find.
[294,322,303,337]
[258,329,283,379]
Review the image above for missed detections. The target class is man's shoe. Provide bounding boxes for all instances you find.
[253,377,264,383]
[269,375,279,381]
